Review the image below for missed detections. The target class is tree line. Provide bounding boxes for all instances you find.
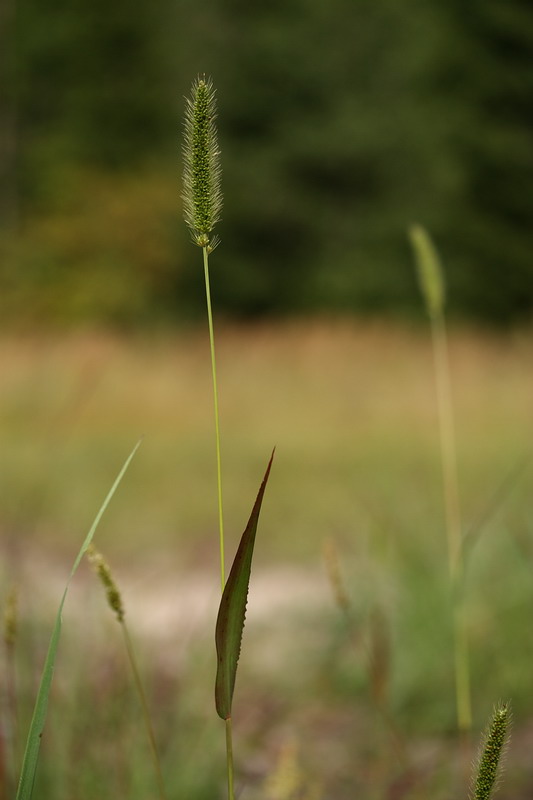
[1,0,531,325]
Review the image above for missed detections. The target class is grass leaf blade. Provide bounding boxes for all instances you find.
[215,450,274,720]
[15,594,64,800]
[16,438,142,800]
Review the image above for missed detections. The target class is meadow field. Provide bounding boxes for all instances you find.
[1,320,532,799]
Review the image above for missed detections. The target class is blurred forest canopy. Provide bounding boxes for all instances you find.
[0,0,532,326]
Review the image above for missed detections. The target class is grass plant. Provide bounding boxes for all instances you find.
[183,76,274,800]
[86,544,167,800]
[182,76,225,591]
[409,225,472,737]
[15,439,141,800]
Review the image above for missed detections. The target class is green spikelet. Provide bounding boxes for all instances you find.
[471,703,510,800]
[182,76,223,251]
[87,544,125,622]
[409,224,445,318]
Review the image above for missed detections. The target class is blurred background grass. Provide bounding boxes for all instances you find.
[1,322,532,798]
[1,0,533,796]
[1,322,530,564]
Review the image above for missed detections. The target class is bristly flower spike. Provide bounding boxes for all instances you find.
[182,75,223,252]
[471,702,510,800]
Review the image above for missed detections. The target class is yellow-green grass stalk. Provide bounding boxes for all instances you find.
[183,79,275,800]
[86,545,167,800]
[182,75,236,799]
[470,703,510,800]
[182,76,225,592]
[409,224,472,736]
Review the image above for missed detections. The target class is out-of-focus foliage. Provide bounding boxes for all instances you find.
[0,0,532,325]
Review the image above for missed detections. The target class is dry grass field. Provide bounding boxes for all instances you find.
[0,320,530,556]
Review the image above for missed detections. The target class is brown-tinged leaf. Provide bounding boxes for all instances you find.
[215,450,274,719]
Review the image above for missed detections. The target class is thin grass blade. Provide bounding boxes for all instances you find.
[215,450,274,720]
[15,438,142,800]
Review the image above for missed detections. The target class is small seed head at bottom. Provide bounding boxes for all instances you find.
[471,703,510,800]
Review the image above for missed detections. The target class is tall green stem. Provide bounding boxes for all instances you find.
[225,718,235,800]
[431,312,471,734]
[121,622,167,800]
[203,245,226,592]
[203,244,234,798]
[431,314,461,574]
[183,77,234,800]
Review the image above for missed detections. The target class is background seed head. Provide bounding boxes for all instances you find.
[87,545,125,622]
[409,224,445,318]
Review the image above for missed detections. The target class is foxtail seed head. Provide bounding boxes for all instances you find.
[409,224,445,318]
[182,76,222,251]
[471,703,510,800]
[87,545,125,623]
